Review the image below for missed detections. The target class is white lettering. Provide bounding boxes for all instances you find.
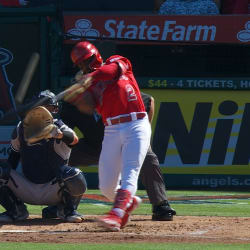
[161,21,176,40]
[124,25,138,39]
[117,21,126,38]
[185,25,197,40]
[104,19,116,37]
[213,80,220,88]
[138,21,148,39]
[195,25,216,41]
[204,80,213,88]
[103,19,216,42]
[240,81,250,88]
[147,25,160,40]
[172,25,185,41]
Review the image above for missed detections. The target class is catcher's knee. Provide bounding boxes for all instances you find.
[58,166,87,197]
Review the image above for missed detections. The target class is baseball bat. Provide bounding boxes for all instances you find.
[15,52,40,105]
[55,76,93,102]
[0,76,93,125]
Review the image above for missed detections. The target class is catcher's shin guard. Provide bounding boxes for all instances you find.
[0,186,29,222]
[57,191,84,222]
[57,166,87,222]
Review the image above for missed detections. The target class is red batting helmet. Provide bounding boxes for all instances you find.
[71,41,103,70]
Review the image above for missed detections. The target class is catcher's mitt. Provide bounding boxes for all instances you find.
[23,106,56,144]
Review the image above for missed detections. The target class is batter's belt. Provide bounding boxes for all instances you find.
[104,112,146,126]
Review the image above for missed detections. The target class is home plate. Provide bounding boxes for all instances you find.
[0,229,76,233]
[189,230,208,235]
[0,230,39,233]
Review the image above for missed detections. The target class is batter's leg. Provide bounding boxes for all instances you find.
[139,145,176,221]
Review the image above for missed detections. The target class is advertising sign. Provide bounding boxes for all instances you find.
[145,89,250,188]
[138,77,250,90]
[73,89,250,189]
[64,14,250,44]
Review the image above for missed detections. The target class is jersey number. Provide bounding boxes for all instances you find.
[125,84,137,102]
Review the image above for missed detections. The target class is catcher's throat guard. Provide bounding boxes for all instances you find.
[23,106,54,144]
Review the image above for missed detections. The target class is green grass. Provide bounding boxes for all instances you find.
[0,242,250,250]
[1,189,249,217]
[1,189,250,249]
[79,189,250,217]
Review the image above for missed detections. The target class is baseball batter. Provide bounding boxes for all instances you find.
[0,90,87,223]
[61,92,176,221]
[67,41,151,231]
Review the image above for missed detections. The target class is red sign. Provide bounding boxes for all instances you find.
[63,14,250,44]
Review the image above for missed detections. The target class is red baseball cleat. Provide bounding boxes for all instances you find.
[121,196,142,228]
[98,211,122,232]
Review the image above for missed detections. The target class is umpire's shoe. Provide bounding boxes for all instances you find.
[152,201,176,221]
[0,204,29,223]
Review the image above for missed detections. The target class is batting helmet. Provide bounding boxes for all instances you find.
[70,41,103,70]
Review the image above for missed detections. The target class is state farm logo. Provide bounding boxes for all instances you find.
[67,19,100,40]
[237,21,250,42]
[67,19,217,42]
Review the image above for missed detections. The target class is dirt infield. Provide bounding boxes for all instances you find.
[1,215,250,244]
[1,194,250,244]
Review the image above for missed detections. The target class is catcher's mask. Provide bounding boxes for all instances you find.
[38,90,59,114]
[70,41,103,72]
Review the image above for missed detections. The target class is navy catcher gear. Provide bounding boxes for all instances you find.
[58,166,87,197]
[0,161,11,182]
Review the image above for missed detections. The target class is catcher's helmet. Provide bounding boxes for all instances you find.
[38,90,59,114]
[70,41,103,70]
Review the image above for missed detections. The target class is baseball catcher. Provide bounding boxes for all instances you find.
[0,90,87,223]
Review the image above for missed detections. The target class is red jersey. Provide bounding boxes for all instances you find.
[88,55,145,123]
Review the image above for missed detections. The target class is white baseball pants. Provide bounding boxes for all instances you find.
[98,116,151,201]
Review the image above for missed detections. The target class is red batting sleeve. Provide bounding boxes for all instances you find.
[89,63,120,82]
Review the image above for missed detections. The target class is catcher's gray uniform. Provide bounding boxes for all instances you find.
[7,119,82,205]
[0,90,87,222]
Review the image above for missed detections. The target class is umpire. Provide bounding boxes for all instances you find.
[60,90,176,221]
[0,90,87,223]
